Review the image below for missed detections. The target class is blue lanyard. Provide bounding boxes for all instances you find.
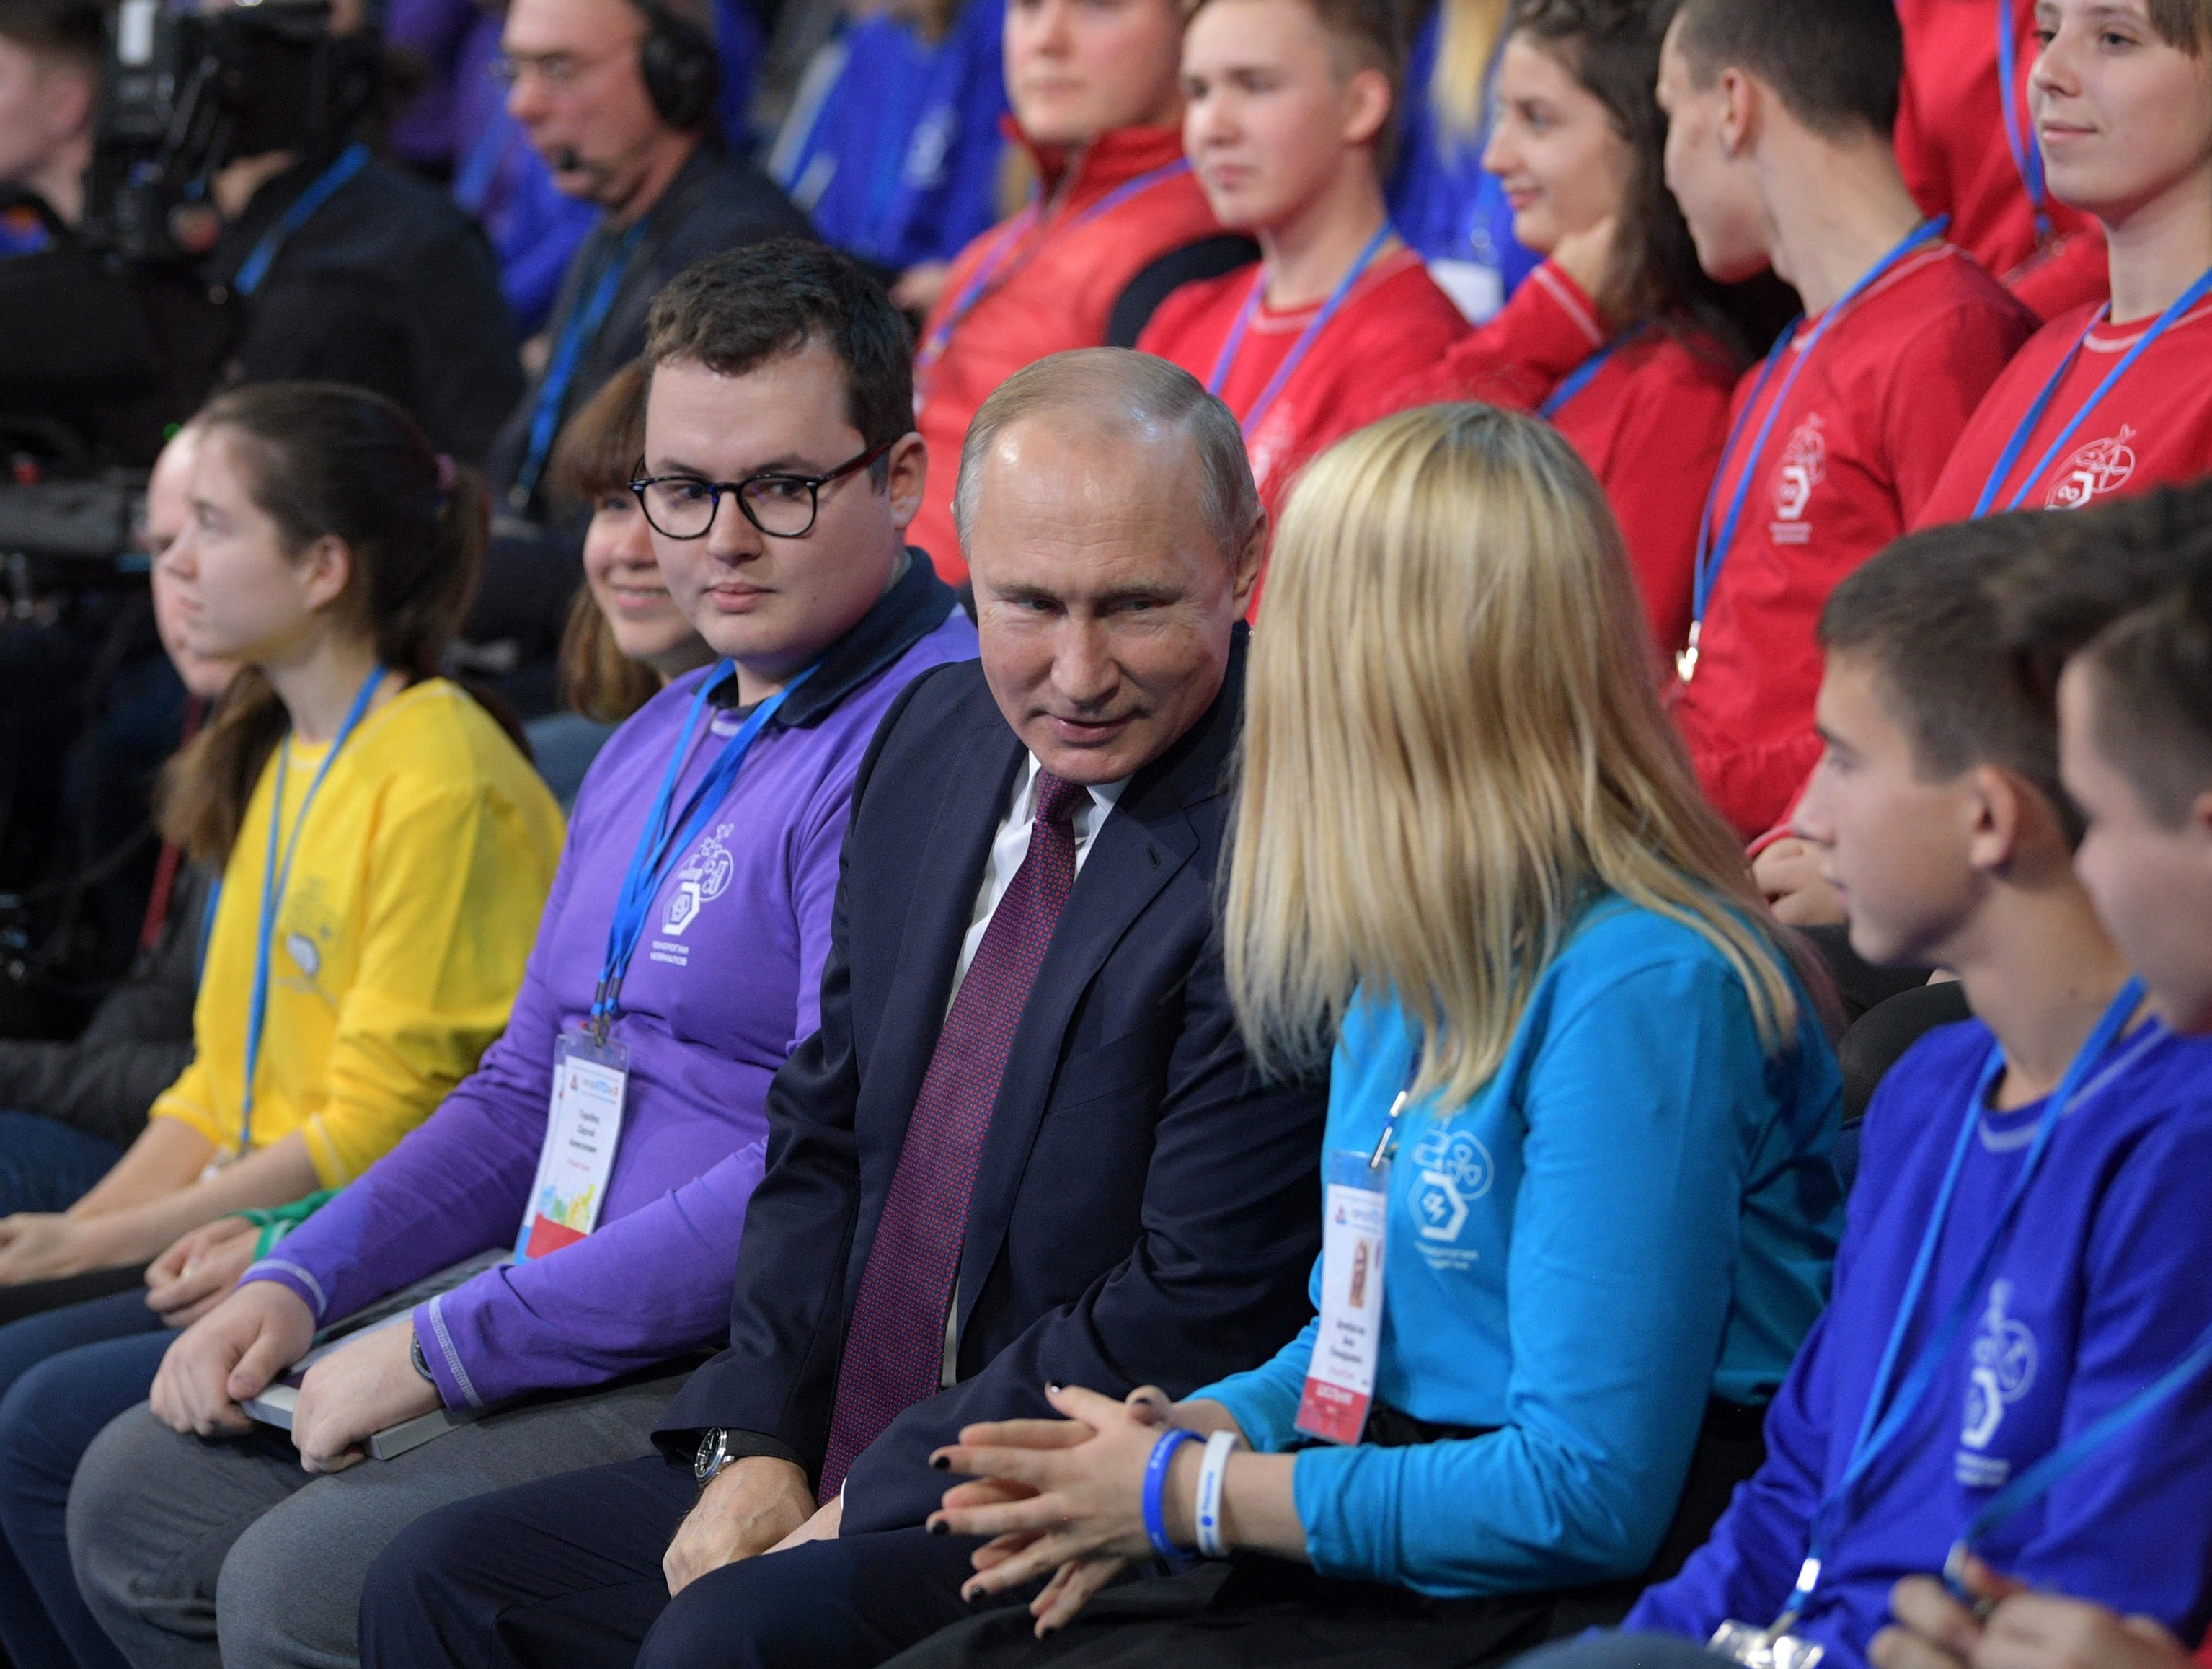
[234,144,370,298]
[590,660,816,1037]
[1970,265,2212,516]
[915,159,1192,394]
[1690,218,1949,631]
[1994,0,2050,247]
[1539,326,1642,420]
[512,219,648,505]
[1947,1270,2212,1591]
[1771,977,2145,1629]
[1205,223,1394,441]
[239,666,387,1152]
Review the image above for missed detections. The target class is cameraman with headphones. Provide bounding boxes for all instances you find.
[462,0,808,712]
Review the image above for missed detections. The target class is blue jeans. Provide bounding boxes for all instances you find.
[0,1291,167,1669]
[0,1113,126,1217]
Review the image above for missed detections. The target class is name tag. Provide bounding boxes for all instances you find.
[516,1032,629,1261]
[1296,1149,1389,1445]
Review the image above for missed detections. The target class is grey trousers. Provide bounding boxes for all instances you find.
[66,1261,692,1669]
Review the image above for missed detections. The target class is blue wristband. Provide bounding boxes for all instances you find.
[1141,1427,1198,1560]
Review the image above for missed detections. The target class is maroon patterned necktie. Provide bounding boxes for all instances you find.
[816,769,1089,1502]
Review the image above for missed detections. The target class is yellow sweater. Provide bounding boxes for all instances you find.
[153,679,564,1185]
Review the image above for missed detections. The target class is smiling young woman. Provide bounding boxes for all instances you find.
[1919,0,2212,524]
[1340,0,1790,660]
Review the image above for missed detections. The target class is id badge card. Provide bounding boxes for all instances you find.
[1295,1148,1390,1445]
[515,1031,630,1262]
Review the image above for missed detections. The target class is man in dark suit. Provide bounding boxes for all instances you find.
[358,350,1327,1669]
[461,0,811,709]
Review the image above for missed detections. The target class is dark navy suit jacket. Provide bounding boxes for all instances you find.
[655,634,1326,1533]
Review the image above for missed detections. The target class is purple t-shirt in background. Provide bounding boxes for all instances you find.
[247,575,976,1409]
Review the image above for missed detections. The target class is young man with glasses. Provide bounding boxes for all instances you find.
[462,0,810,716]
[58,241,977,1669]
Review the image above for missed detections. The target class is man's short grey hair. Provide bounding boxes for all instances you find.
[952,349,1261,561]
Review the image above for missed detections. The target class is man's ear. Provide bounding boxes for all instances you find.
[1965,763,2069,880]
[885,432,930,532]
[1229,510,1267,614]
[1717,66,1756,158]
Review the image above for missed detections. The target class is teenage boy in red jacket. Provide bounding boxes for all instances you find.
[1135,0,1466,611]
[1655,0,2034,841]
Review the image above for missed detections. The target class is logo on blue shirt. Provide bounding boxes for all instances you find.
[1959,1279,2039,1486]
[1411,1125,1492,1246]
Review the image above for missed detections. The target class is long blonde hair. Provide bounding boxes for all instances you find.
[1224,404,1816,1107]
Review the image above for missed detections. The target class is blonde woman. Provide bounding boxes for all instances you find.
[900,405,1844,1668]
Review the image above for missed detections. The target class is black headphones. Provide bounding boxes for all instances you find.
[632,0,719,133]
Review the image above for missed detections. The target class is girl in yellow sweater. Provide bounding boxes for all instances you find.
[0,384,564,1298]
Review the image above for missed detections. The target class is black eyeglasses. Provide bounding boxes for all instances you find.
[629,440,895,541]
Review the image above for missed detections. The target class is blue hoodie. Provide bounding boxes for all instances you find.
[1629,1016,2212,1666]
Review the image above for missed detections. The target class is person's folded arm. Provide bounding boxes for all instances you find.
[1290,956,1781,1595]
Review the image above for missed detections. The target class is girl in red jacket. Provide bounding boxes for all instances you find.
[1345,0,1784,660]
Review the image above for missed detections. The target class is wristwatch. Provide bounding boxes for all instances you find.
[695,1427,733,1488]
[410,1333,435,1385]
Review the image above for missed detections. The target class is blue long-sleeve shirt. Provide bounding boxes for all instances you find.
[1628,1015,2212,1667]
[1195,898,1842,1595]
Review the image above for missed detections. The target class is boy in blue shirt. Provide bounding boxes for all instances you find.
[1856,495,2212,1669]
[1596,511,2212,1669]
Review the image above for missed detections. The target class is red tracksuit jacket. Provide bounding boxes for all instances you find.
[908,123,1224,582]
[1668,242,2035,841]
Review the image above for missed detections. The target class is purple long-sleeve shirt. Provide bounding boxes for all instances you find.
[246,566,975,1408]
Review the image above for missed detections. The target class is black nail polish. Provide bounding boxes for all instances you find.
[963,1587,981,1605]
[930,1453,950,1470]
[928,1518,949,1536]
[1045,1382,1063,1394]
